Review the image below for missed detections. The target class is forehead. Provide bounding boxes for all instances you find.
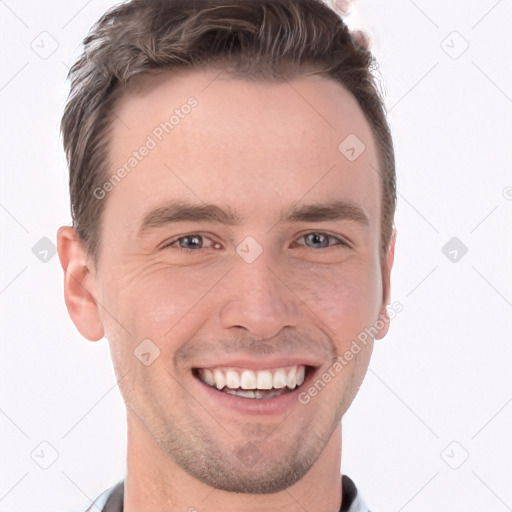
[104,69,381,234]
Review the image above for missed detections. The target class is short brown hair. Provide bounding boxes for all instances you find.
[61,0,396,267]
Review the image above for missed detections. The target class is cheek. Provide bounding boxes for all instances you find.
[100,251,383,359]
[102,259,228,343]
[286,258,382,346]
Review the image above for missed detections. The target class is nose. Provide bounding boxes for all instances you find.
[219,252,300,339]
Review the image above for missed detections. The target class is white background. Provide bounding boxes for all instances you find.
[1,0,511,511]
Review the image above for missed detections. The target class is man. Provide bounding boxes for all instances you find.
[57,0,396,510]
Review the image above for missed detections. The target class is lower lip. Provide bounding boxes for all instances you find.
[192,367,317,415]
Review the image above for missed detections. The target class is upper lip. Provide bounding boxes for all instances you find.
[192,356,323,371]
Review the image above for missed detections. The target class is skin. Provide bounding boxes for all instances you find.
[57,68,395,512]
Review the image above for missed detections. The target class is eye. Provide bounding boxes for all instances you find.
[161,231,349,253]
[294,232,349,250]
[161,234,221,252]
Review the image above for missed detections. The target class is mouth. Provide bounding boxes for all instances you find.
[192,364,314,400]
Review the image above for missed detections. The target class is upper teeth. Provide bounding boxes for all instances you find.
[198,365,306,390]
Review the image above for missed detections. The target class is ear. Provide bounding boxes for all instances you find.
[56,226,104,341]
[374,228,397,340]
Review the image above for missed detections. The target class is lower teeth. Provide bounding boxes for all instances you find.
[222,387,290,399]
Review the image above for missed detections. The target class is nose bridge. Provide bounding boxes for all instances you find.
[219,247,300,338]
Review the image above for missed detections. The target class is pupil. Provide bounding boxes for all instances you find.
[181,235,202,249]
[307,233,328,248]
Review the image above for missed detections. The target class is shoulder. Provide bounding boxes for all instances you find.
[60,480,124,512]
[87,480,124,512]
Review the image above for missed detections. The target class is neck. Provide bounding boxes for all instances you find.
[123,410,344,512]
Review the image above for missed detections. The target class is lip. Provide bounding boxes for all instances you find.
[191,356,323,371]
[191,364,319,415]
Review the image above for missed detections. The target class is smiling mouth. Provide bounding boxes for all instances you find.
[193,364,314,399]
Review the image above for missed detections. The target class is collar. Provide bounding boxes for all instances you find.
[87,473,370,512]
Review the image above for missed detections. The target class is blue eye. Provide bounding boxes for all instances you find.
[301,232,344,249]
[162,232,348,253]
[174,234,203,250]
[162,234,220,252]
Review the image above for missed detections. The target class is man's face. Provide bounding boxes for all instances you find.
[87,69,393,493]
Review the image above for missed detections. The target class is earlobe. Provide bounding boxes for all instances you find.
[375,228,397,340]
[56,226,105,341]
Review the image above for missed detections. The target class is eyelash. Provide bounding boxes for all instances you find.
[161,232,350,253]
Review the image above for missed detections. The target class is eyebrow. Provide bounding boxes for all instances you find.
[136,199,369,237]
